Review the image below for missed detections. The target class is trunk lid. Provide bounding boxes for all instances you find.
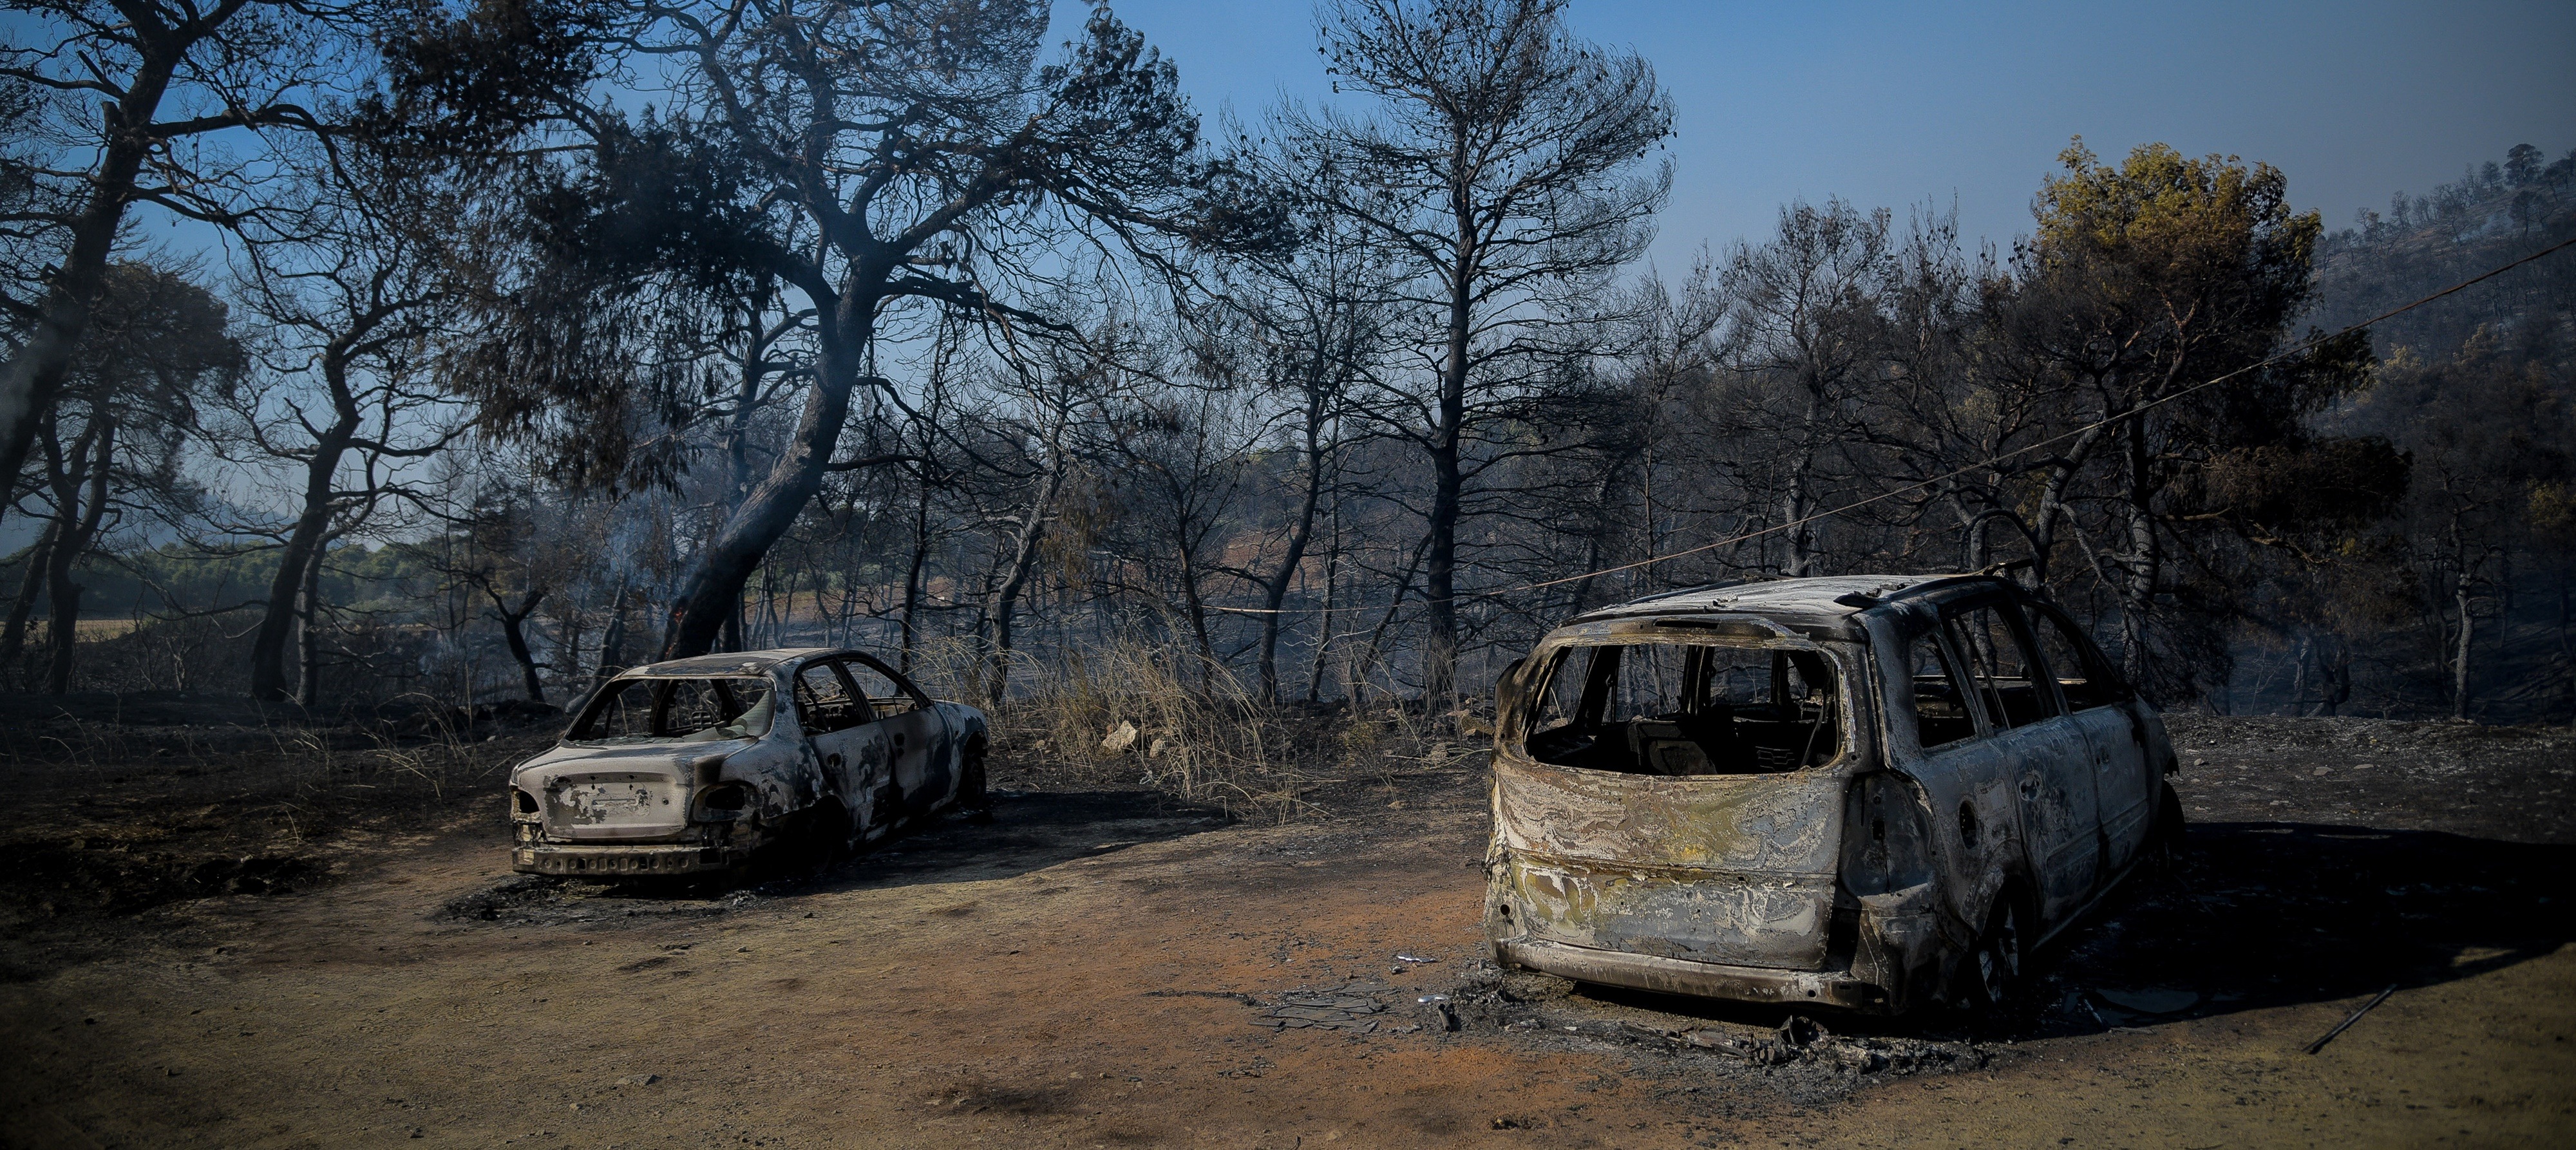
[516,744,715,842]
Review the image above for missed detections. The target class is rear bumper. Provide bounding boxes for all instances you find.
[1494,936,1889,1012]
[511,841,753,877]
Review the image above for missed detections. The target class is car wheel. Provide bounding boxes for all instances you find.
[784,800,848,876]
[959,740,992,825]
[1969,896,2024,1010]
[2134,782,2188,878]
[2155,782,2186,851]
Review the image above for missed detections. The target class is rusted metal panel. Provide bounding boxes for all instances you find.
[1500,852,1839,968]
[1486,574,2177,1015]
[1492,758,1847,872]
[1495,936,1879,1009]
[504,648,987,878]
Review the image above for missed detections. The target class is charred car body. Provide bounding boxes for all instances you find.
[506,648,989,878]
[1483,574,2181,1013]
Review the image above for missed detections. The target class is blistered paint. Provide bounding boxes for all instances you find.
[506,648,989,878]
[1486,576,2176,1014]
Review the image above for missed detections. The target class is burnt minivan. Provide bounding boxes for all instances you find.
[1482,574,2181,1013]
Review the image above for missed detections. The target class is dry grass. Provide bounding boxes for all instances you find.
[905,636,1430,824]
[19,617,144,643]
[920,636,1495,824]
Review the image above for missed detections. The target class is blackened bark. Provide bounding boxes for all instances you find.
[0,519,57,668]
[249,341,363,701]
[656,298,877,661]
[1424,233,1473,710]
[42,420,113,694]
[1255,432,1327,703]
[900,475,933,675]
[296,538,328,708]
[489,585,549,703]
[0,41,185,525]
[1304,511,1338,705]
[977,459,1065,707]
[2452,570,2475,722]
[592,583,629,686]
[2117,417,2161,692]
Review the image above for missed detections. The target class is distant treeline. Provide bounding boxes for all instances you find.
[2,1,2568,725]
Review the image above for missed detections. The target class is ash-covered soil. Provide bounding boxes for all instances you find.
[1,708,2570,1147]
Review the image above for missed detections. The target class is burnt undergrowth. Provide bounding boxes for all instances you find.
[0,696,562,930]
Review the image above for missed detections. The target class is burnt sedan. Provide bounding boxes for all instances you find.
[1482,574,2181,1013]
[507,648,989,878]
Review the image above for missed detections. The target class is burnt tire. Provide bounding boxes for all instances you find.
[958,740,992,825]
[1967,894,2025,1010]
[780,800,849,876]
[2135,781,2188,879]
[2154,782,2186,851]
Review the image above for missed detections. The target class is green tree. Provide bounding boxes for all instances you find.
[2015,140,2365,696]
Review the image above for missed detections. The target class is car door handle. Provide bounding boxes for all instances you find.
[893,733,907,753]
[2018,776,2040,800]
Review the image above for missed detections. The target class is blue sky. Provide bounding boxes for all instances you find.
[1079,0,2576,268]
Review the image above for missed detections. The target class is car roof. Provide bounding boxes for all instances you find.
[1565,573,2008,628]
[618,648,848,677]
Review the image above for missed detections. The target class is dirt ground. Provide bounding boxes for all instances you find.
[1,708,2572,1148]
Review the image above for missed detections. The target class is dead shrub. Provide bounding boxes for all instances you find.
[934,636,1321,823]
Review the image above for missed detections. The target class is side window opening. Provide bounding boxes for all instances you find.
[1908,630,1978,750]
[1949,603,2058,730]
[838,657,922,717]
[1521,639,1842,777]
[795,663,871,734]
[2025,605,2118,712]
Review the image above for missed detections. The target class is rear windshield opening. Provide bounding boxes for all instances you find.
[567,677,775,745]
[1522,641,1841,777]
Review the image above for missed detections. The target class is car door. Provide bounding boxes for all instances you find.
[792,660,889,813]
[2025,602,2154,875]
[1947,599,2099,928]
[837,654,952,818]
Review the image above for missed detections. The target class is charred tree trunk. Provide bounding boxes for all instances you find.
[0,52,178,526]
[591,583,629,687]
[2116,419,2161,693]
[250,342,363,701]
[1305,493,1343,706]
[1424,248,1470,711]
[489,585,549,704]
[2452,570,2476,722]
[1254,434,1327,704]
[900,473,933,675]
[0,518,58,669]
[1174,538,1218,688]
[977,460,1064,708]
[296,536,330,708]
[658,291,879,662]
[42,420,113,695]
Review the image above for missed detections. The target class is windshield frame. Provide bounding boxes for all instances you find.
[562,674,779,747]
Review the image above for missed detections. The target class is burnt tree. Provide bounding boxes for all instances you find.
[1291,0,1671,706]
[406,0,1271,662]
